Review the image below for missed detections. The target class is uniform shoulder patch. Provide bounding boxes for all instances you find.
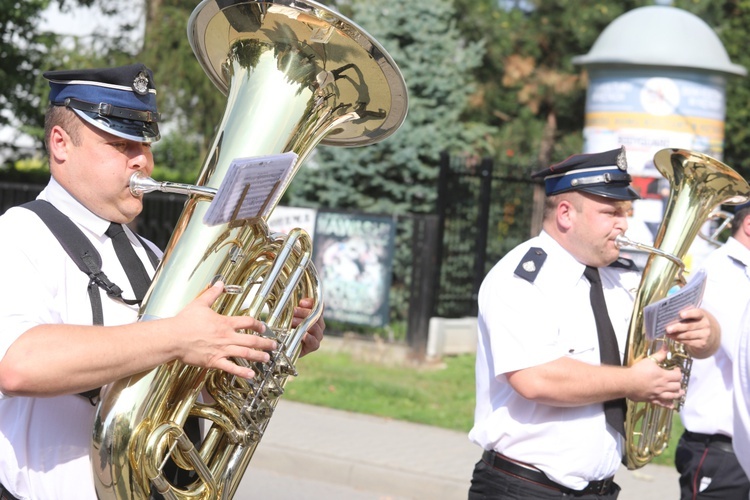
[609,256,639,271]
[514,247,547,283]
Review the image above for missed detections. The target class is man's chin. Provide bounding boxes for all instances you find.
[121,200,144,223]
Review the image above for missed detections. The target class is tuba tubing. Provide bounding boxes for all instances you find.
[698,209,735,247]
[621,148,750,470]
[91,1,408,498]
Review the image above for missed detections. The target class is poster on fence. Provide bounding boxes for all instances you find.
[312,211,396,328]
[267,206,317,239]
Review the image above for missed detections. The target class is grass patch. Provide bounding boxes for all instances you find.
[286,351,682,467]
[287,351,476,431]
[653,412,684,466]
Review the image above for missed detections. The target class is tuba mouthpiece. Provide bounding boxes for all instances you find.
[614,234,634,249]
[129,172,217,198]
[129,171,163,197]
[615,234,685,271]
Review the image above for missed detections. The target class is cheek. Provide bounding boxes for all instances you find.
[590,216,614,238]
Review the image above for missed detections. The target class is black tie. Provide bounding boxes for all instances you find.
[106,223,151,302]
[584,265,626,437]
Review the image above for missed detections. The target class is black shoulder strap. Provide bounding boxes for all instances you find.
[21,200,125,405]
[21,200,132,321]
[23,201,160,308]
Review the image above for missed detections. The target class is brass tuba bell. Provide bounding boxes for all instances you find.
[618,148,750,469]
[90,1,408,498]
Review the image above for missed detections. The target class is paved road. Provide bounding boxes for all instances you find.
[232,400,680,499]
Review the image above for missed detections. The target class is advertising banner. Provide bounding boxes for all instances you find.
[267,206,318,238]
[582,68,729,270]
[312,211,396,328]
[582,67,728,175]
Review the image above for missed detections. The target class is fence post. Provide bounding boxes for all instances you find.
[471,157,494,316]
[406,213,440,361]
[432,151,451,316]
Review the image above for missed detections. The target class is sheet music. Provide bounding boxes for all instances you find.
[203,152,298,226]
[644,268,707,341]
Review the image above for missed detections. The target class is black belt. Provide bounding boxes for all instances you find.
[683,430,734,453]
[0,483,19,500]
[481,450,615,496]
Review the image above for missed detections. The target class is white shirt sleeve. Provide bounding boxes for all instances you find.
[733,303,750,477]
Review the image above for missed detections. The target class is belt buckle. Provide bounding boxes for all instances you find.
[592,478,611,495]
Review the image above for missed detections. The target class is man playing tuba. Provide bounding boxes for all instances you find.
[0,63,325,500]
[468,147,720,499]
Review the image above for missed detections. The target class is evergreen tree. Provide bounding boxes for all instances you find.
[288,0,493,215]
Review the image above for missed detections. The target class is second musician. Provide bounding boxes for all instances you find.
[468,147,720,499]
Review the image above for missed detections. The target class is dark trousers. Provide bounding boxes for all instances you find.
[468,457,621,500]
[675,431,750,500]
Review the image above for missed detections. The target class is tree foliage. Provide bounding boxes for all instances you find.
[1,0,141,172]
[289,0,492,215]
[0,0,55,163]
[450,0,750,181]
[452,0,654,171]
[4,0,750,185]
[140,0,225,176]
[681,0,750,178]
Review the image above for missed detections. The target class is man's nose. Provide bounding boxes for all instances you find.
[128,144,152,168]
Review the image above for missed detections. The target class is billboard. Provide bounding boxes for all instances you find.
[582,67,728,173]
[312,211,396,328]
[582,67,729,269]
[267,206,317,237]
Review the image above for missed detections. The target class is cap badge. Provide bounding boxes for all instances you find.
[522,260,536,273]
[616,149,628,171]
[133,71,149,95]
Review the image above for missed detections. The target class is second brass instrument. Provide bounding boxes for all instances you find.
[617,148,750,470]
[699,209,735,247]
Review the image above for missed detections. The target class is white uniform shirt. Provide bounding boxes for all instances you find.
[0,178,160,500]
[469,231,640,490]
[733,303,750,478]
[681,237,750,437]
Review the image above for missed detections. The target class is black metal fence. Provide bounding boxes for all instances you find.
[0,182,44,214]
[433,152,536,318]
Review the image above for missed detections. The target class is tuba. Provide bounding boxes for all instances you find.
[698,209,735,247]
[91,1,408,498]
[617,148,750,470]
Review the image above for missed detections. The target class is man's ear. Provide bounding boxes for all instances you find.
[48,125,69,164]
[557,199,575,230]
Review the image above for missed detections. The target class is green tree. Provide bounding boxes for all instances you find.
[0,0,55,164]
[452,0,654,171]
[678,0,750,179]
[1,0,143,173]
[140,0,225,180]
[450,0,750,182]
[288,0,493,215]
